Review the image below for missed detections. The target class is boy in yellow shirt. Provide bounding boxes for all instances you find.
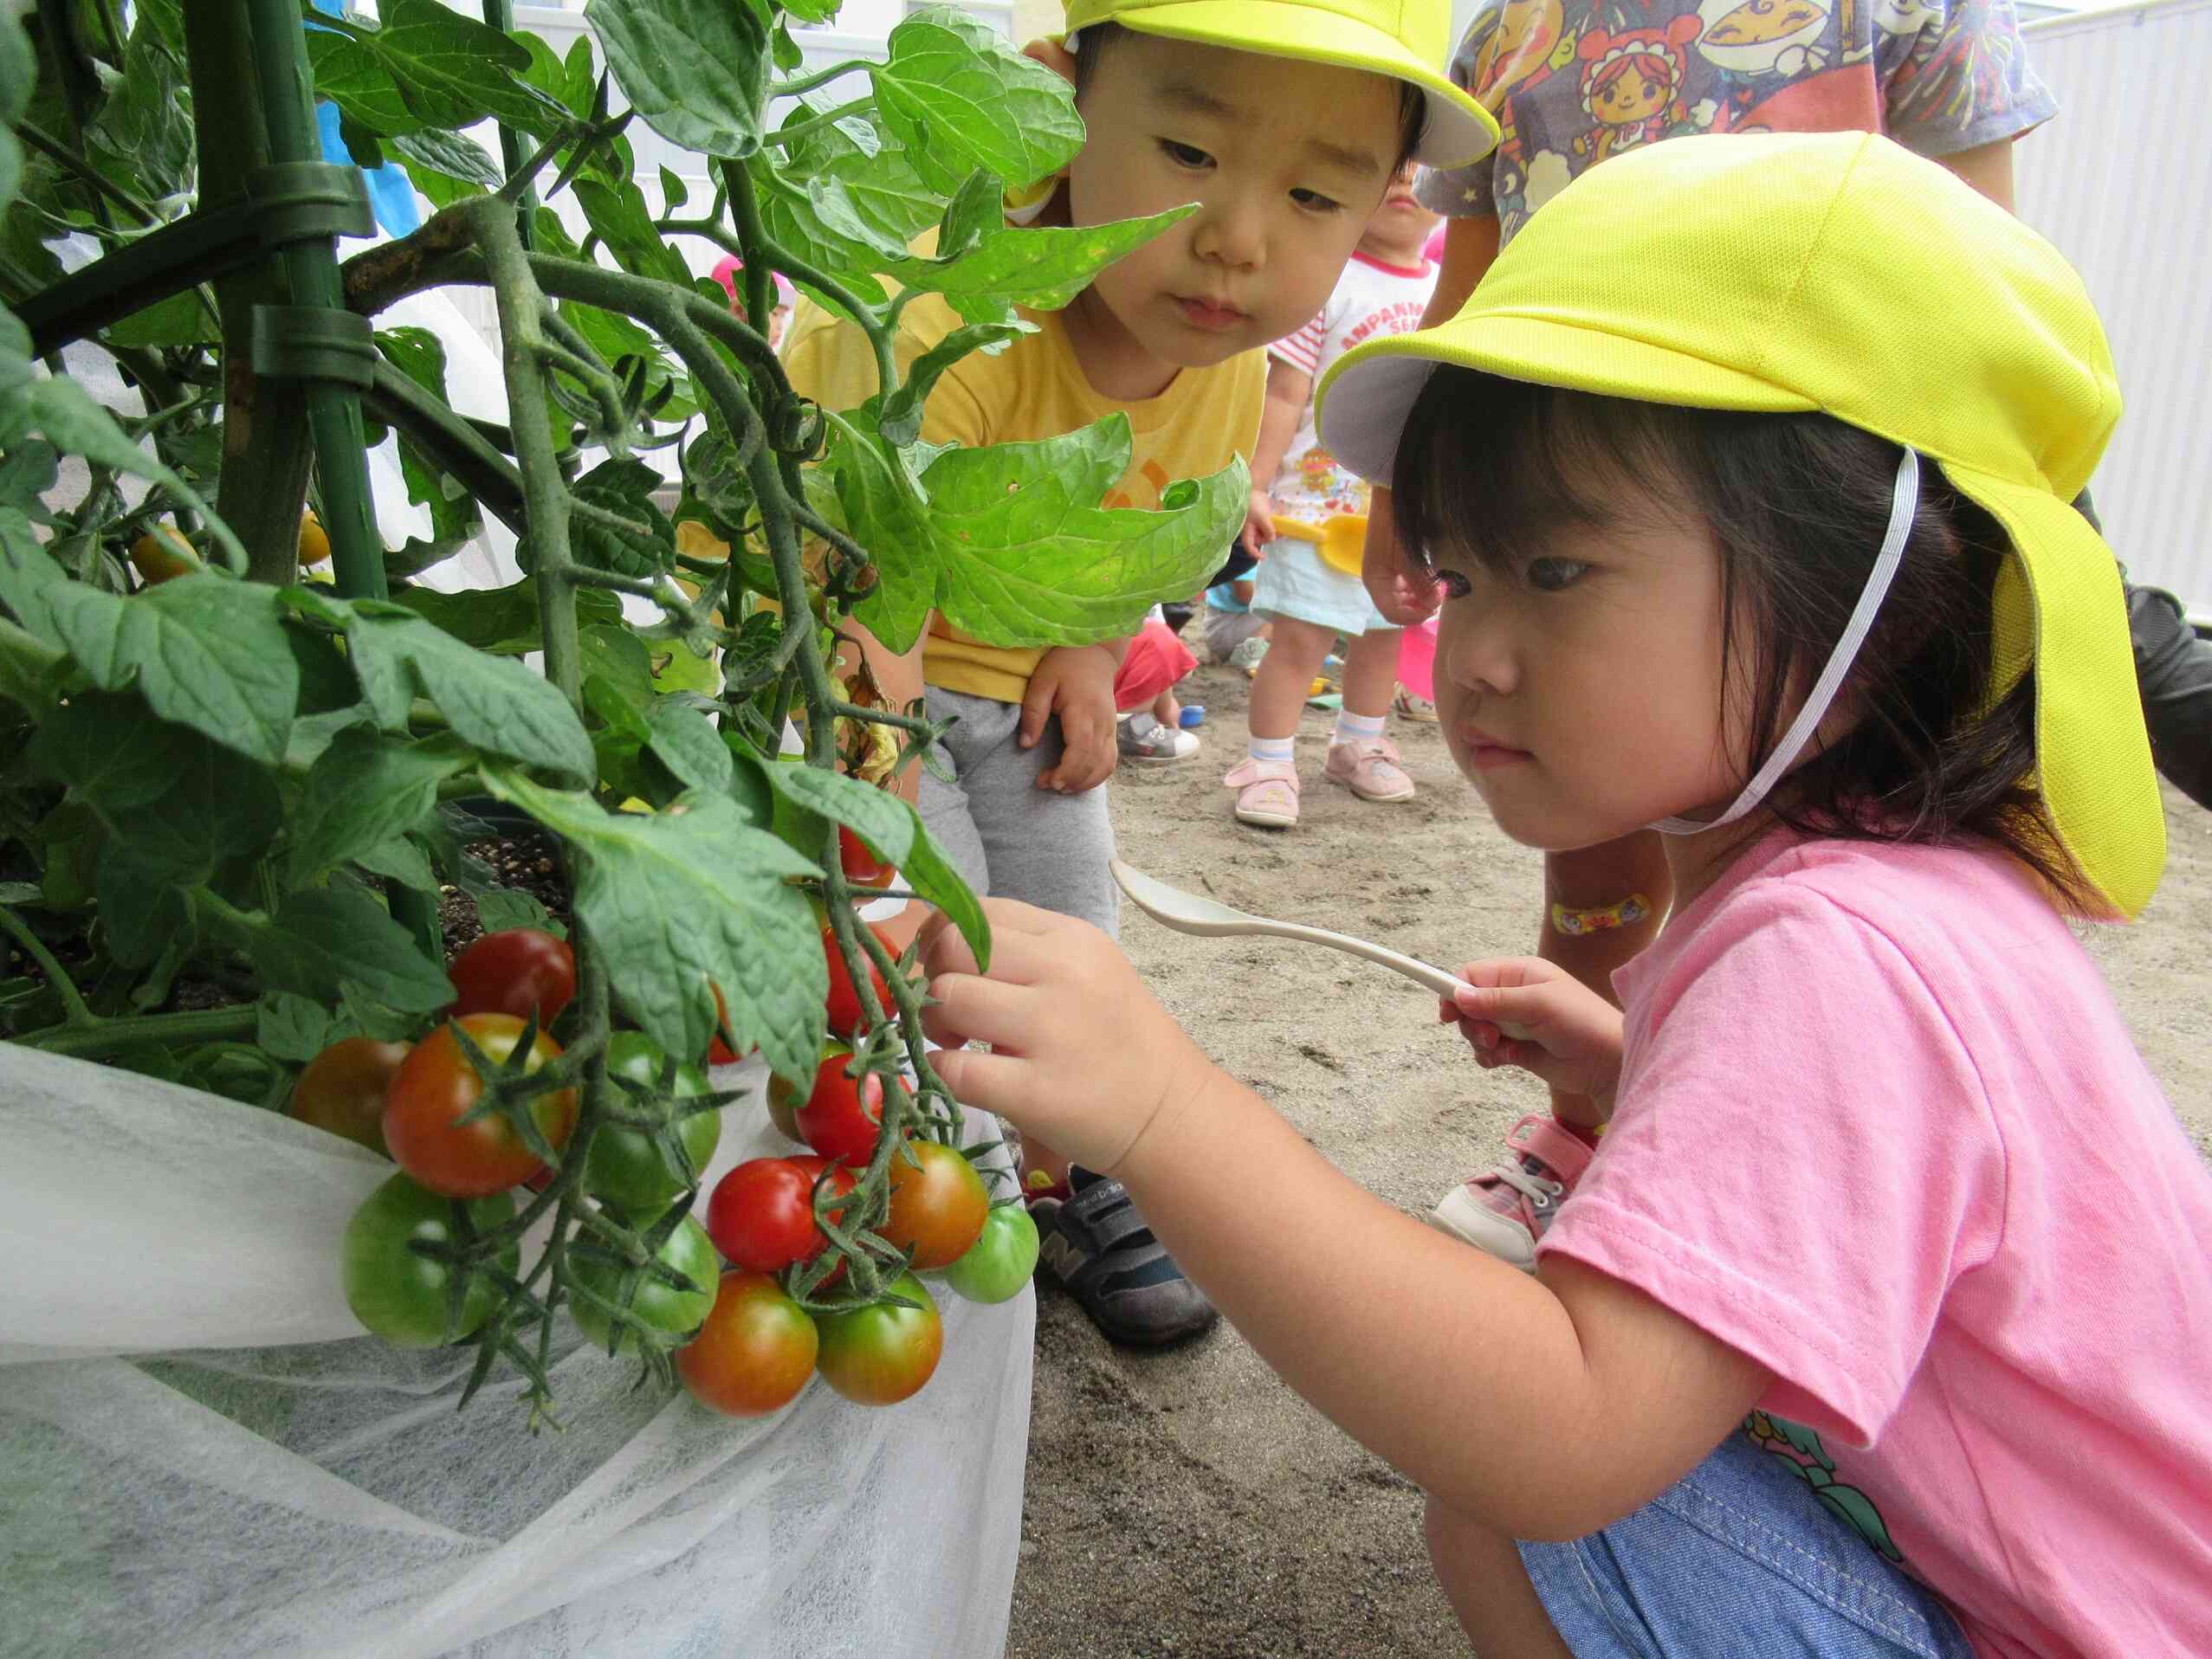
[786,0,1495,1346]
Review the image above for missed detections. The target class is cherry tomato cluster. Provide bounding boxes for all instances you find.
[296,924,1038,1423]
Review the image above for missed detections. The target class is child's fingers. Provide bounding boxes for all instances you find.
[1016,675,1055,751]
[924,1045,1039,1125]
[922,971,1041,1053]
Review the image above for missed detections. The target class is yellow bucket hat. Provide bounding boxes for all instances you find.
[1062,0,1499,167]
[1318,132,2164,919]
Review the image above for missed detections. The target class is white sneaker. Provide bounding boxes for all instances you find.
[1428,1114,1596,1272]
[1118,713,1200,762]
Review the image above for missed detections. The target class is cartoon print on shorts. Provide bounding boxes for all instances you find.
[1300,447,1341,495]
[1745,1410,1905,1563]
[1697,0,1834,78]
[1573,16,1703,162]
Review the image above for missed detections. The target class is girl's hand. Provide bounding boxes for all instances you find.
[918,901,1216,1175]
[1439,958,1624,1101]
[1242,489,1277,557]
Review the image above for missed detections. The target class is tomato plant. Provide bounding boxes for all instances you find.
[0,0,1237,1422]
[884,1141,989,1270]
[288,1036,411,1158]
[343,1175,518,1349]
[677,1272,819,1418]
[384,1016,577,1199]
[944,1204,1042,1305]
[814,1272,944,1406]
[569,1214,720,1358]
[449,928,577,1027]
[583,1031,721,1210]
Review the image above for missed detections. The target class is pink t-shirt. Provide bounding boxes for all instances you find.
[1543,832,2212,1659]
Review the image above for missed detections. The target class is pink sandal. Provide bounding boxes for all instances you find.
[1223,757,1300,828]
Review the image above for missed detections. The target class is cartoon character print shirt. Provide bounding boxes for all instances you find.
[1266,251,1440,524]
[1417,0,2054,242]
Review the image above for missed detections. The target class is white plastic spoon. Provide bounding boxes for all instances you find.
[1109,859,1534,1039]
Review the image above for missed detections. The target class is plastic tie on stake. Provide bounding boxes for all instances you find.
[249,306,378,390]
[246,161,376,246]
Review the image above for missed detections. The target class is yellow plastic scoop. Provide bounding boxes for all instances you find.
[1272,513,1368,575]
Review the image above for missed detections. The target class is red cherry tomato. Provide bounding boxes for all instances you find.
[708,1158,848,1273]
[822,920,895,1036]
[793,1048,906,1164]
[814,1272,943,1405]
[677,1271,819,1417]
[383,1014,577,1198]
[883,1140,990,1269]
[288,1036,410,1157]
[449,928,576,1026]
[838,824,896,890]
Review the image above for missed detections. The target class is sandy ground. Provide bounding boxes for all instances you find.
[1004,658,2212,1659]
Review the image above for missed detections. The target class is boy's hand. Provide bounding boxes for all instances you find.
[920,901,1214,1175]
[1242,488,1277,557]
[1439,958,1624,1103]
[1361,488,1445,625]
[1020,643,1118,793]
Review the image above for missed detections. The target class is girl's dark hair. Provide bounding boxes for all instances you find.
[1070,22,1428,172]
[1392,370,2092,908]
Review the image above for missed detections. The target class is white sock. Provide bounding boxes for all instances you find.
[1247,734,1295,765]
[1334,710,1386,747]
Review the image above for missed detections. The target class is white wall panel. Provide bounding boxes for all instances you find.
[2017,0,2212,613]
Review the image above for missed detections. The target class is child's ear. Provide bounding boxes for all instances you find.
[1024,36,1078,87]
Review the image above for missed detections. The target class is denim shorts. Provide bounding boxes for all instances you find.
[1518,1431,1976,1658]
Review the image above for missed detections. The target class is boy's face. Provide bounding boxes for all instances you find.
[1063,34,1403,371]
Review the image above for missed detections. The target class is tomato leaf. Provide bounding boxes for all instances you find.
[870,10,1084,194]
[249,885,456,1013]
[288,726,470,884]
[385,126,503,190]
[644,701,734,797]
[372,0,560,136]
[482,770,826,1082]
[257,991,347,1064]
[759,763,989,970]
[394,576,622,655]
[585,0,768,159]
[476,887,565,939]
[572,178,693,287]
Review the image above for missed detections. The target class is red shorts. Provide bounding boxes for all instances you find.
[1113,617,1198,713]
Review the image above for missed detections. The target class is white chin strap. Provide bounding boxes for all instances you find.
[1650,448,1920,837]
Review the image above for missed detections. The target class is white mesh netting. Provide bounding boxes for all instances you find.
[0,1043,1032,1659]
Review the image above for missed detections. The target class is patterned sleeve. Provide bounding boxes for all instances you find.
[1879,0,2058,158]
[1266,310,1329,378]
[1413,9,1501,219]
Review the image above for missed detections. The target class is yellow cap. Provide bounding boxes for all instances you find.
[1063,0,1498,168]
[1319,132,2163,918]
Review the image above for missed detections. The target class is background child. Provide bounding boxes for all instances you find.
[780,0,1496,1345]
[1370,0,2072,1263]
[915,135,2208,1657]
[1114,605,1201,762]
[1226,169,1440,830]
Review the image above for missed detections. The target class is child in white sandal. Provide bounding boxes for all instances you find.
[1226,169,1439,830]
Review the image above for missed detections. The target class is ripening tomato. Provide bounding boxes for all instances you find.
[762,1065,809,1144]
[583,1031,721,1210]
[838,824,896,890]
[943,1203,1041,1304]
[814,1272,943,1405]
[822,920,896,1036]
[706,984,750,1066]
[449,927,576,1026]
[383,1014,577,1198]
[569,1213,719,1356]
[793,1046,907,1165]
[707,1156,856,1273]
[883,1140,989,1269]
[127,524,194,586]
[288,1036,411,1157]
[677,1271,818,1417]
[298,508,331,568]
[343,1174,518,1348]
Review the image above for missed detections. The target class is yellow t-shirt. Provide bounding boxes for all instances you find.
[782,288,1265,704]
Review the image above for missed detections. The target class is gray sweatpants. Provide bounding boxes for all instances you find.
[918,686,1119,939]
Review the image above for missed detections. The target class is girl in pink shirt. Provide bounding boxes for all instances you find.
[910,132,2212,1657]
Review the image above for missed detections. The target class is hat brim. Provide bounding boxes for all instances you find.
[1318,310,1815,484]
[1320,313,2166,920]
[1098,2,1500,168]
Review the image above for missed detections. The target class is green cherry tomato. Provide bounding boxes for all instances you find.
[814,1271,943,1405]
[343,1174,518,1349]
[583,1031,722,1210]
[569,1213,720,1357]
[942,1203,1041,1304]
